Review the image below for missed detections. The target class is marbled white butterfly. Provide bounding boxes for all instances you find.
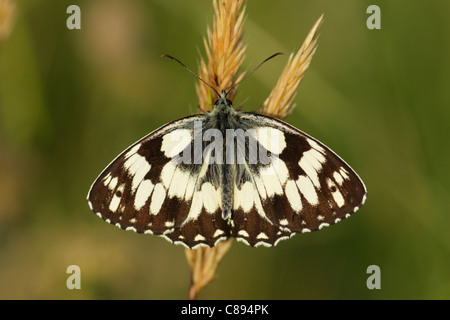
[87,56,367,249]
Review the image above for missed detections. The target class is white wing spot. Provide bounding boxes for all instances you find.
[253,175,268,200]
[339,167,350,180]
[161,129,192,158]
[168,167,190,199]
[298,149,325,188]
[186,191,202,222]
[103,172,112,187]
[160,161,176,189]
[194,234,206,242]
[173,241,190,249]
[184,174,197,201]
[256,127,286,154]
[202,182,219,214]
[163,228,174,235]
[214,237,228,247]
[326,178,345,208]
[159,234,173,244]
[124,153,151,192]
[318,222,330,230]
[274,236,290,246]
[109,183,125,212]
[310,148,327,164]
[165,220,175,227]
[279,218,289,226]
[285,180,302,212]
[125,144,141,159]
[333,171,344,186]
[198,149,211,180]
[150,183,166,214]
[213,229,225,238]
[259,161,283,197]
[256,232,269,240]
[253,188,266,219]
[236,237,250,246]
[238,230,250,237]
[107,177,118,191]
[307,138,325,153]
[234,181,254,213]
[296,175,319,206]
[255,241,272,248]
[134,179,154,210]
[276,157,290,186]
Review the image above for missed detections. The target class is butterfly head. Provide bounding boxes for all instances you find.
[214,91,233,111]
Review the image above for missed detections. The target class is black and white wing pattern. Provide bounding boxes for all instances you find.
[228,113,367,247]
[88,105,367,249]
[88,114,232,249]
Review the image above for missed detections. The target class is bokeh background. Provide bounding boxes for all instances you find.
[0,0,449,299]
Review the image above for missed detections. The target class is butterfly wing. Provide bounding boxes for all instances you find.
[230,113,367,247]
[87,114,230,249]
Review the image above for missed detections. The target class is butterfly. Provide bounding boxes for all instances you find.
[87,56,367,249]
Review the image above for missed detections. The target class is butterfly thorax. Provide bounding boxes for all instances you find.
[207,93,238,129]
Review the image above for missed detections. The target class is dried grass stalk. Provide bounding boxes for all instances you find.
[185,239,233,300]
[0,0,15,43]
[196,0,246,112]
[261,14,323,119]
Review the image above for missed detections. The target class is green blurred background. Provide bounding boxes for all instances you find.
[0,0,449,299]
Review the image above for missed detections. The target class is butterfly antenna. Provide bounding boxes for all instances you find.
[161,54,221,97]
[225,52,284,96]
